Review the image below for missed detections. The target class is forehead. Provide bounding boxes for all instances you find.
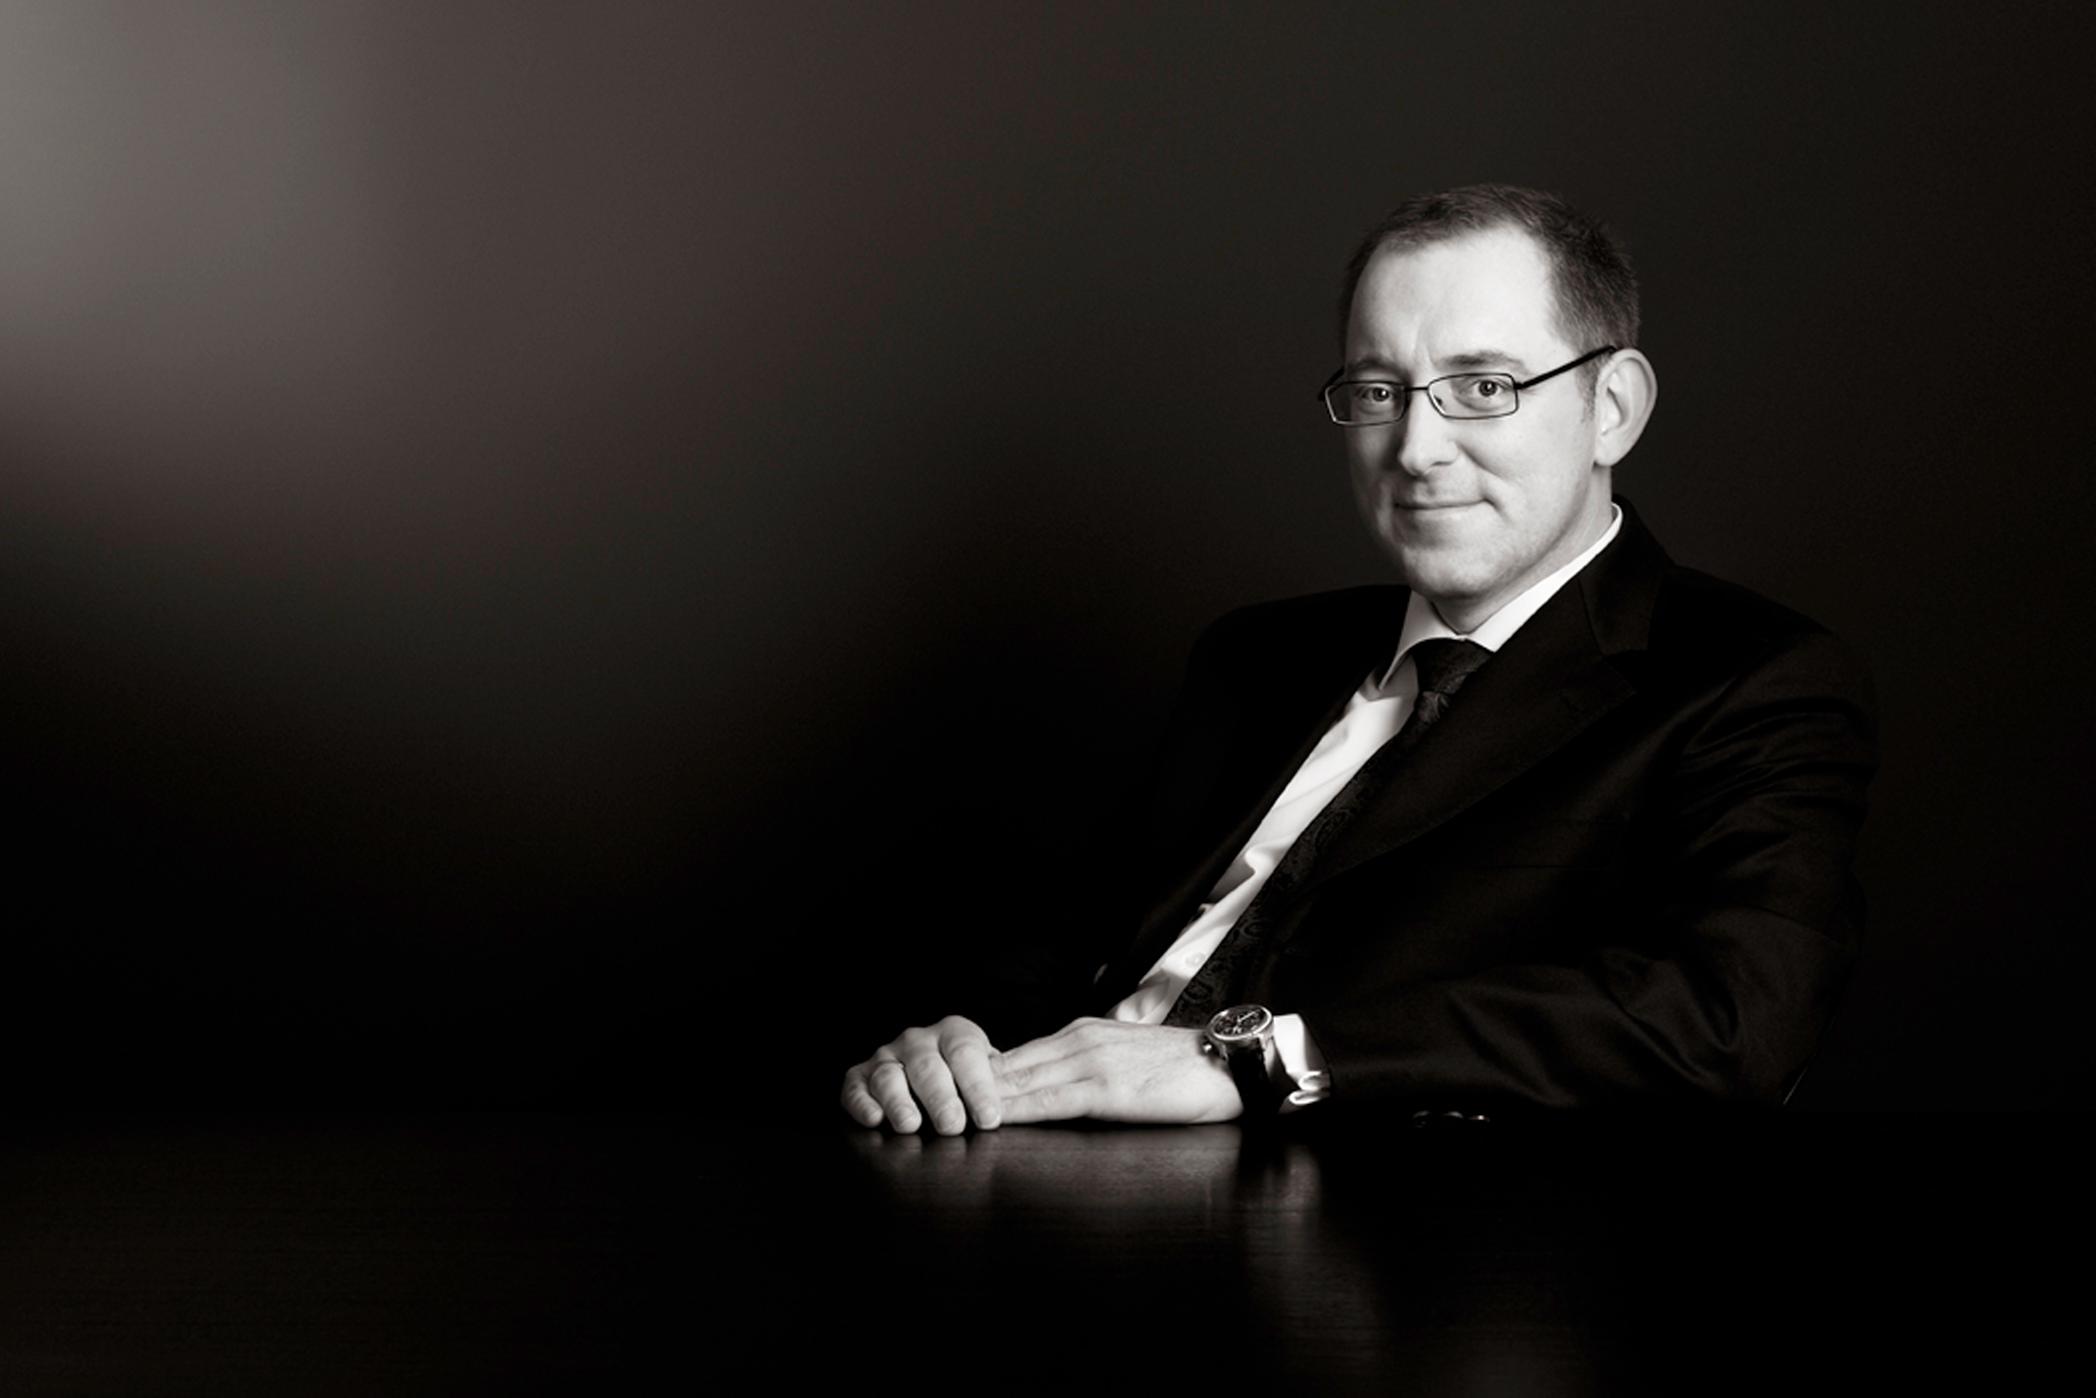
[1345,227,1564,362]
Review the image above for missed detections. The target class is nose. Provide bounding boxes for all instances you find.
[1391,396,1459,477]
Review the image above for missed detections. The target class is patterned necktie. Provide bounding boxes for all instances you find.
[1161,637,1493,1027]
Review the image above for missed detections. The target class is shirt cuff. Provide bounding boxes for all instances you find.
[1271,1013,1331,1111]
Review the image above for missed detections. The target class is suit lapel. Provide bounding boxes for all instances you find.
[1296,501,1669,894]
[1113,588,1405,982]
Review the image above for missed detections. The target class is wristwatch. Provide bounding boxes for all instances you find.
[1203,1004,1288,1114]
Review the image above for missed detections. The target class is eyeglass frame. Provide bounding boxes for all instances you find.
[1317,345,1620,426]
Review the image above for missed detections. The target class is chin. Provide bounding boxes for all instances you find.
[1388,541,1479,597]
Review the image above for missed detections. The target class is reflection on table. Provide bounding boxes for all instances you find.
[0,1113,2077,1394]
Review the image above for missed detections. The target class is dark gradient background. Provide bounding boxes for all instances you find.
[2,3,2088,1108]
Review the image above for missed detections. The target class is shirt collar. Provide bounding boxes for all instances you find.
[1371,502,1623,693]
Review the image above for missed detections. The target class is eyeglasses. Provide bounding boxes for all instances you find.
[1318,346,1618,426]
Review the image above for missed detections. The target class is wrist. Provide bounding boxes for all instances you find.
[1201,1005,1288,1115]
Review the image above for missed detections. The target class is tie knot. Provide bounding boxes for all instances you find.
[1408,638,1492,700]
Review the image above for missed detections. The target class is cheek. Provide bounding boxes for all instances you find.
[1473,450,1563,515]
[1343,435,1383,480]
[1345,453,1384,507]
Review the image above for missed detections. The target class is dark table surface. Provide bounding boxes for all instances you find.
[1,1111,2085,1394]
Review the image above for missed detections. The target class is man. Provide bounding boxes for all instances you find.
[840,184,1875,1132]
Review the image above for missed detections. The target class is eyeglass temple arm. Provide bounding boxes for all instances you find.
[1510,345,1619,389]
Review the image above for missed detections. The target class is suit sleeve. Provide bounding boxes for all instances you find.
[1306,625,1878,1109]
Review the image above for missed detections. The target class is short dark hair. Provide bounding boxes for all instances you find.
[1338,184,1640,378]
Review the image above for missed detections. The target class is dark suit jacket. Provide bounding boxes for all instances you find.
[1000,500,1876,1111]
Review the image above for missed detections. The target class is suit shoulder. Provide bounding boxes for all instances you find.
[1656,564,1825,641]
[1648,565,1873,705]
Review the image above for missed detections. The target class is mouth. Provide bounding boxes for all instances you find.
[1393,500,1481,514]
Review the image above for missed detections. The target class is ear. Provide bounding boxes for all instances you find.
[1591,349,1657,469]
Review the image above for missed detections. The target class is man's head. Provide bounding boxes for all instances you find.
[1333,185,1657,632]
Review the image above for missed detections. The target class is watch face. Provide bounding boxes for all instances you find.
[1209,1004,1273,1042]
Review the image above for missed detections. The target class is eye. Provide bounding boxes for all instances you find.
[1447,374,1511,409]
[1355,384,1394,405]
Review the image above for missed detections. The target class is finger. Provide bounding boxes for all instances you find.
[942,1035,1003,1131]
[993,1045,1080,1099]
[901,1048,969,1136]
[867,1058,924,1133]
[997,1079,1094,1125]
[994,1020,1090,1076]
[839,1066,887,1128]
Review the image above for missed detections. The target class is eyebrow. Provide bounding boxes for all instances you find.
[1439,349,1529,373]
[1341,349,1531,379]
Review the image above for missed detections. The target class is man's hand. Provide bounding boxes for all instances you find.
[995,1018,1242,1125]
[840,1016,1005,1135]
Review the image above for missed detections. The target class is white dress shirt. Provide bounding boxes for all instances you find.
[1107,504,1624,1106]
